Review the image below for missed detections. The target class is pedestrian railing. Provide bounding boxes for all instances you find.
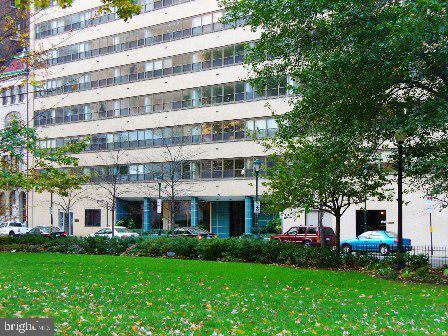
[345,244,448,268]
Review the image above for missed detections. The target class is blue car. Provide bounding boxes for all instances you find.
[341,231,412,256]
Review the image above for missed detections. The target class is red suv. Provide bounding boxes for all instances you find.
[270,226,336,246]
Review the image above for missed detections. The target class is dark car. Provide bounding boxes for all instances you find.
[169,227,217,239]
[27,226,68,238]
[270,226,336,246]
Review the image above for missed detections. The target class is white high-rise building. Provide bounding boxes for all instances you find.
[29,0,286,236]
[28,0,448,246]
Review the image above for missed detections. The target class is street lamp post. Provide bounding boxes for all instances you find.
[395,129,407,253]
[253,159,262,235]
[157,177,162,233]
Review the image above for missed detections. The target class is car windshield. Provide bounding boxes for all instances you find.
[187,228,209,235]
[115,227,130,233]
[385,231,397,238]
[323,227,335,235]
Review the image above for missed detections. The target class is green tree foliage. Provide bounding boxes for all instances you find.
[20,0,141,21]
[0,120,87,193]
[265,135,391,245]
[222,0,448,203]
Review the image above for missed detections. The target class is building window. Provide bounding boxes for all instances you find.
[38,42,249,98]
[5,111,20,128]
[85,209,101,226]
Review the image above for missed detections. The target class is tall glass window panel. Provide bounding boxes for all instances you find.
[192,125,201,143]
[191,17,202,35]
[224,83,235,102]
[201,160,211,179]
[182,162,191,179]
[153,129,163,146]
[202,14,212,33]
[163,127,172,145]
[212,159,223,179]
[191,88,201,107]
[145,129,154,147]
[182,125,192,144]
[129,131,138,148]
[267,118,278,137]
[234,158,244,177]
[202,123,212,142]
[172,126,182,144]
[223,120,235,140]
[245,120,255,139]
[212,121,223,141]
[212,48,223,67]
[211,85,223,105]
[255,119,267,139]
[224,46,234,65]
[223,159,234,178]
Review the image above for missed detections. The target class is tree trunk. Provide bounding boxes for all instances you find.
[335,213,341,251]
[111,204,115,237]
[170,198,175,229]
[318,206,325,247]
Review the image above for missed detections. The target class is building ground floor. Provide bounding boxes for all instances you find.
[25,181,448,246]
[282,189,448,247]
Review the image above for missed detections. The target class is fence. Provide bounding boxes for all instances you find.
[411,246,448,268]
[346,244,448,268]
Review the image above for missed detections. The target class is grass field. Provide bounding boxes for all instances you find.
[0,253,446,335]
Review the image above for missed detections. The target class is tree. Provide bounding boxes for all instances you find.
[139,144,202,230]
[0,1,28,69]
[264,135,391,247]
[221,0,448,202]
[88,149,133,237]
[0,0,140,70]
[21,0,140,22]
[0,120,86,192]
[52,174,89,234]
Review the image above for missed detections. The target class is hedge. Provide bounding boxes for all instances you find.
[0,235,427,270]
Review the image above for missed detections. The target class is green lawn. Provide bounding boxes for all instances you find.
[0,253,446,335]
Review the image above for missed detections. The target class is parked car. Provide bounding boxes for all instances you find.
[270,226,336,246]
[27,226,67,238]
[169,227,217,239]
[90,226,140,238]
[340,231,412,256]
[0,222,31,236]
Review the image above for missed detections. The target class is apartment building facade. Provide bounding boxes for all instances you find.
[29,0,283,236]
[0,54,29,224]
[27,0,447,246]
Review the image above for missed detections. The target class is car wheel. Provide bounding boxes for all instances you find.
[379,244,390,256]
[9,231,15,237]
[341,244,352,254]
[303,241,312,247]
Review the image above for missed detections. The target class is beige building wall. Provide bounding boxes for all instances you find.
[282,187,448,247]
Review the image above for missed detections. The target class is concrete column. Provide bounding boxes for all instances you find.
[143,198,151,231]
[245,196,253,234]
[191,197,199,227]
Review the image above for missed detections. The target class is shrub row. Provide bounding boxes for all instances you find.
[0,235,431,269]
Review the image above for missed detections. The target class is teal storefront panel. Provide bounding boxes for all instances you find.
[211,201,230,238]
